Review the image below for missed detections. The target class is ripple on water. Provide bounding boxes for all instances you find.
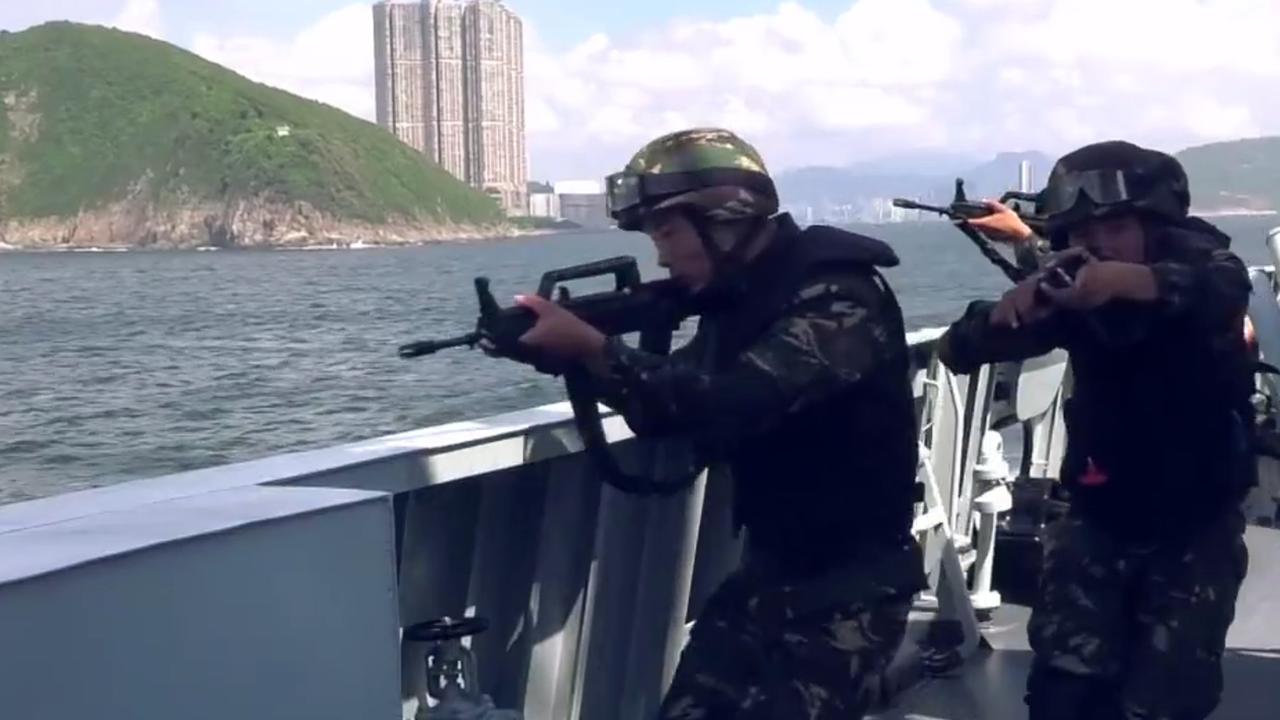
[6,217,1279,504]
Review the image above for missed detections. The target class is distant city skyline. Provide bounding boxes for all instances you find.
[2,1,1280,184]
[373,0,528,214]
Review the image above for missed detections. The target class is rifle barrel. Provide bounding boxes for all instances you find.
[398,332,481,358]
[892,198,952,215]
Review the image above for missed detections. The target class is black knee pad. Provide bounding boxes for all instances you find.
[1026,662,1122,720]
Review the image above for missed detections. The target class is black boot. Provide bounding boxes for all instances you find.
[1026,661,1123,720]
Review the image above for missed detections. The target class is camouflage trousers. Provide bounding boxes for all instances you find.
[657,565,912,720]
[1025,507,1249,720]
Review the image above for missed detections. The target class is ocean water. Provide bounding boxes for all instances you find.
[4,216,1277,504]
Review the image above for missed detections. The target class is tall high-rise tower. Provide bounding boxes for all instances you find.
[462,0,526,215]
[372,1,434,158]
[1018,159,1035,192]
[373,0,528,215]
[433,1,467,181]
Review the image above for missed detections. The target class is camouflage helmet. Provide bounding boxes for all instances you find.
[605,127,779,232]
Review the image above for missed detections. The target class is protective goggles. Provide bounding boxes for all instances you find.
[604,168,774,217]
[1040,168,1181,218]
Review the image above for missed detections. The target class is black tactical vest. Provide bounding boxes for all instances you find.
[1057,226,1257,539]
[701,214,920,578]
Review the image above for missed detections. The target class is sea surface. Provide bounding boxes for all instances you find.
[4,216,1278,505]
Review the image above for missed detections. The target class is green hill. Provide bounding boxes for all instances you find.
[1176,136,1280,213]
[0,22,506,247]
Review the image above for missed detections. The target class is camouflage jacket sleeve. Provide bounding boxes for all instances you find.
[1148,244,1251,333]
[937,300,1065,376]
[585,332,703,418]
[594,271,902,448]
[1013,233,1052,271]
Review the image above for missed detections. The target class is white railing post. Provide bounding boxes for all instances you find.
[970,430,1013,615]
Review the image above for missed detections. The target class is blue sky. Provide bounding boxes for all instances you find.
[505,0,854,51]
[0,0,852,53]
[3,1,1280,183]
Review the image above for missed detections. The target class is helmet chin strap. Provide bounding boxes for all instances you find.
[681,209,768,294]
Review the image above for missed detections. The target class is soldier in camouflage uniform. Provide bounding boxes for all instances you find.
[515,128,927,718]
[938,141,1255,720]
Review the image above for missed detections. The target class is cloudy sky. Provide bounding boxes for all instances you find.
[2,0,1278,182]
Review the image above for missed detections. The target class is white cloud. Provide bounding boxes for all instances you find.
[1180,96,1261,141]
[523,1,969,178]
[525,0,1280,179]
[108,0,162,40]
[832,0,963,86]
[799,86,928,131]
[190,4,375,121]
[991,0,1280,76]
[717,97,770,136]
[171,0,1280,181]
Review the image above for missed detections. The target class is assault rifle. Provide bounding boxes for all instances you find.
[892,182,1041,226]
[900,180,1135,347]
[397,255,703,496]
[893,178,1045,282]
[888,198,995,221]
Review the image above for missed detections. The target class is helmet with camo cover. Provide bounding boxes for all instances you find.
[605,127,779,232]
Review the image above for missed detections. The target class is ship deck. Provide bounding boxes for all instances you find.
[4,303,1280,718]
[876,524,1280,720]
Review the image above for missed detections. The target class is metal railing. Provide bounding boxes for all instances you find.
[0,326,1071,720]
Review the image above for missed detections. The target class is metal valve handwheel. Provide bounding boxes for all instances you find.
[405,616,490,643]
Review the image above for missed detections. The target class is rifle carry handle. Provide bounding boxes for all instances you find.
[536,256,643,300]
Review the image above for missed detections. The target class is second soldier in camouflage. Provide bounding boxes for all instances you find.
[938,140,1255,720]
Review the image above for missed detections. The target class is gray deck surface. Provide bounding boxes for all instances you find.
[872,525,1280,720]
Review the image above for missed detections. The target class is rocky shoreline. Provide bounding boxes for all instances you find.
[0,196,551,251]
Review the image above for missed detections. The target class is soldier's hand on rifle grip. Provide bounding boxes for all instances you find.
[966,200,1034,244]
[1038,250,1158,311]
[513,294,608,367]
[991,272,1056,329]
